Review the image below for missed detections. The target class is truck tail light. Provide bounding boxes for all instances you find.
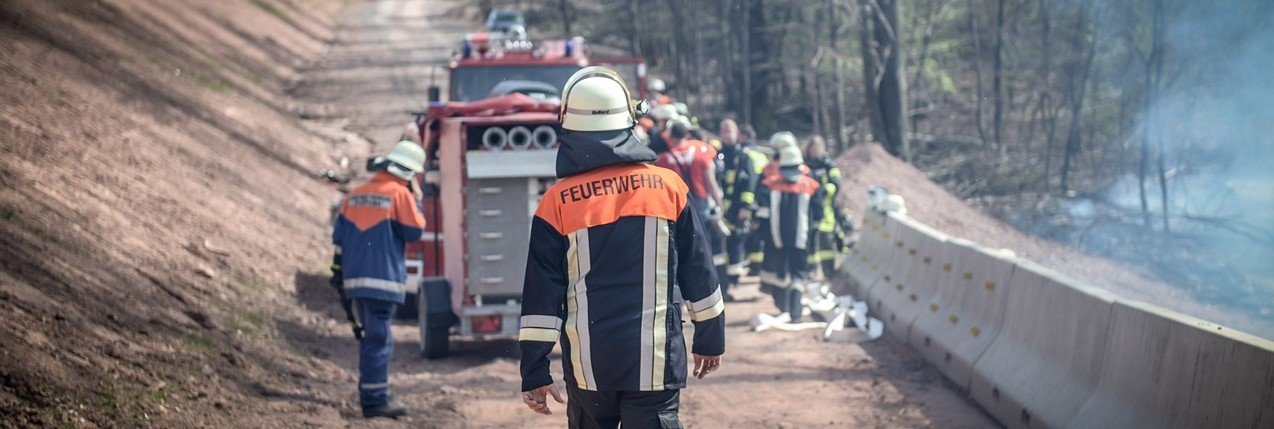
[471,316,502,334]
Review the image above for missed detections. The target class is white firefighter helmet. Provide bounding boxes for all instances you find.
[385,140,426,173]
[770,131,798,151]
[778,143,805,167]
[649,104,678,121]
[648,78,666,93]
[666,115,692,132]
[884,194,907,215]
[560,66,637,132]
[673,102,689,117]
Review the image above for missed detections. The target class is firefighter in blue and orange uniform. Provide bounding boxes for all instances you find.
[519,66,725,428]
[331,141,426,419]
[757,133,822,322]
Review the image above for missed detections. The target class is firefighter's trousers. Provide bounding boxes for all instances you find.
[808,230,840,279]
[725,230,749,281]
[760,245,811,321]
[708,226,732,299]
[566,385,683,429]
[745,220,768,274]
[355,298,397,410]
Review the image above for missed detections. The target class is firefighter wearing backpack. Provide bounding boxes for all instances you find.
[330,141,427,419]
[519,66,725,428]
[756,133,822,321]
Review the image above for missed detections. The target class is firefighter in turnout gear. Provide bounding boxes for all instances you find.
[803,135,849,279]
[748,131,798,277]
[757,136,822,322]
[716,119,767,293]
[331,140,427,419]
[657,117,731,303]
[739,124,771,273]
[519,66,725,428]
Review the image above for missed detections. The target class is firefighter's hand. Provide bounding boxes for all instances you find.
[692,354,722,379]
[521,384,565,416]
[409,178,424,202]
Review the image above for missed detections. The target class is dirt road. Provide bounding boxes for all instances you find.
[284,1,999,427]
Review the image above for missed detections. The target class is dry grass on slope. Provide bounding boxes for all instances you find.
[0,0,355,426]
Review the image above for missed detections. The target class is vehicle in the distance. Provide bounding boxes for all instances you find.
[404,33,648,358]
[485,9,525,33]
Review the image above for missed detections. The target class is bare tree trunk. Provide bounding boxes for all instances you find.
[912,0,942,113]
[810,5,824,139]
[719,0,733,115]
[967,0,989,147]
[741,0,753,124]
[665,0,684,100]
[831,0,847,151]
[1060,11,1098,193]
[992,0,1006,157]
[627,0,643,57]
[558,0,572,36]
[1040,0,1056,191]
[1151,0,1169,232]
[859,0,883,143]
[882,0,911,160]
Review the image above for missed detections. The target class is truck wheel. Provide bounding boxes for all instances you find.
[418,287,450,359]
[397,292,419,320]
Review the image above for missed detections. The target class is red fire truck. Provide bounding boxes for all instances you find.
[406,31,647,358]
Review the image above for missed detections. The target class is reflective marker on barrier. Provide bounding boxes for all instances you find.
[949,314,959,324]
[923,256,932,265]
[909,293,917,302]
[930,303,939,312]
[909,248,917,256]
[943,263,952,272]
[963,272,973,281]
[895,283,904,291]
[970,326,981,337]
[985,282,995,291]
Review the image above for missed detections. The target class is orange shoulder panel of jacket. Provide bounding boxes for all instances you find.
[341,179,397,231]
[393,185,426,229]
[536,164,687,235]
[762,173,820,196]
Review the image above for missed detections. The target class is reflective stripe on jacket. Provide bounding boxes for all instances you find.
[519,163,726,392]
[806,156,842,232]
[757,166,821,250]
[331,172,425,303]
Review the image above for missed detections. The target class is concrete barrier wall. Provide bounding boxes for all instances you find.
[843,208,1274,429]
[843,208,889,297]
[1069,300,1274,429]
[870,214,949,341]
[858,211,907,302]
[969,261,1118,429]
[908,241,1016,389]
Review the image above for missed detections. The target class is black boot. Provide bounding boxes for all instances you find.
[786,289,804,322]
[363,403,408,419]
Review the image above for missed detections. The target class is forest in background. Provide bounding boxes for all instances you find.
[481,0,1274,330]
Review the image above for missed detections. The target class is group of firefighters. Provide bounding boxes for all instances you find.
[640,77,856,322]
[330,67,852,426]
